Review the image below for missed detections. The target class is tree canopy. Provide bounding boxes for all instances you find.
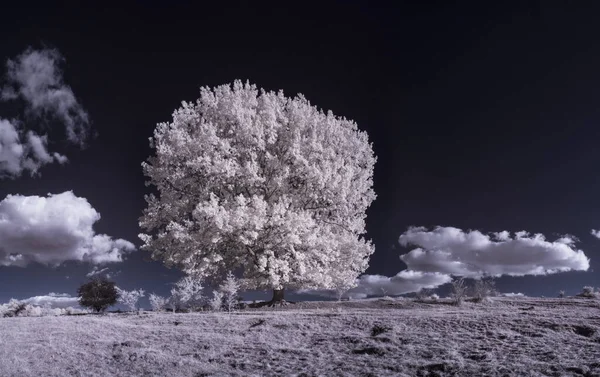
[140,81,376,295]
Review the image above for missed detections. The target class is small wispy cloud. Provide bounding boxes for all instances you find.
[86,266,109,278]
[0,118,67,177]
[0,47,90,177]
[2,47,90,145]
[0,191,135,267]
[398,226,589,278]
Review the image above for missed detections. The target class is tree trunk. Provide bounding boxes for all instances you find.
[250,288,294,308]
[272,288,285,302]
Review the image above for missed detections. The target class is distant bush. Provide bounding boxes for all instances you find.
[415,288,432,301]
[149,293,168,312]
[77,278,119,313]
[473,278,497,302]
[116,288,145,312]
[169,276,204,312]
[558,290,565,298]
[219,272,241,312]
[1,299,27,317]
[451,278,468,306]
[209,290,224,311]
[0,299,88,318]
[577,286,599,299]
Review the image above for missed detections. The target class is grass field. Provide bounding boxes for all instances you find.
[0,297,598,376]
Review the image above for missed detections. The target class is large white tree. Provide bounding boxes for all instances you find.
[139,80,376,305]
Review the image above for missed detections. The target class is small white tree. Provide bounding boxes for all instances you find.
[139,81,377,305]
[451,278,467,306]
[148,293,168,312]
[209,290,224,311]
[117,288,145,312]
[170,276,203,311]
[219,272,241,312]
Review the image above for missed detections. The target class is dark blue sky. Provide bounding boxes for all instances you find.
[0,1,598,305]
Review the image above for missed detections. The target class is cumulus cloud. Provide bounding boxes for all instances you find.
[299,271,452,299]
[590,229,600,239]
[1,48,90,145]
[21,292,79,308]
[0,118,67,177]
[0,191,135,267]
[398,226,590,278]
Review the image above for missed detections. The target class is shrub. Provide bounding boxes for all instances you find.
[77,278,119,313]
[577,286,599,298]
[415,288,432,301]
[149,293,168,312]
[219,272,241,312]
[170,276,203,312]
[473,278,497,302]
[116,288,145,312]
[451,278,467,306]
[209,290,224,311]
[1,299,27,317]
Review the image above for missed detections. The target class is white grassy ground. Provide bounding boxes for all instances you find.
[0,297,598,377]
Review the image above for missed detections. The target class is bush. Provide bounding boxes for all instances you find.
[1,299,27,317]
[116,288,145,312]
[209,290,224,311]
[451,278,468,306]
[473,278,497,302]
[77,278,119,313]
[149,293,168,312]
[169,276,203,312]
[577,286,599,298]
[415,288,432,301]
[219,272,241,312]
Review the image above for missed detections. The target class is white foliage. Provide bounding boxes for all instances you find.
[170,276,203,311]
[116,288,145,312]
[0,299,88,317]
[209,290,224,311]
[148,293,168,312]
[218,272,240,312]
[139,80,376,291]
[451,278,468,306]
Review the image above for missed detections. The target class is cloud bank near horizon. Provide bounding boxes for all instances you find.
[302,226,590,299]
[398,226,589,278]
[0,191,135,267]
[20,292,80,308]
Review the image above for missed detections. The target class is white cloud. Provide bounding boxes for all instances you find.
[0,191,135,267]
[86,266,109,277]
[2,48,90,145]
[21,292,79,308]
[299,271,452,299]
[0,47,89,177]
[501,292,525,297]
[590,229,600,239]
[398,226,590,278]
[0,118,67,177]
[347,271,453,298]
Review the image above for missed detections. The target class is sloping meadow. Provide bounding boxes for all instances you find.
[0,297,598,376]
